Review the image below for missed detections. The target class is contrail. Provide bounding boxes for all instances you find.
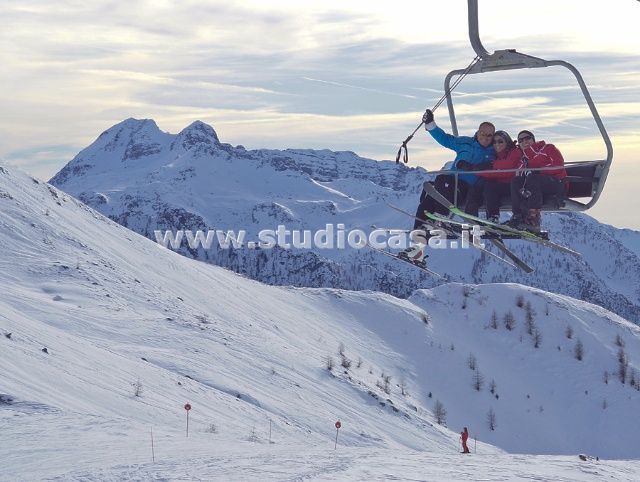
[303,77,418,99]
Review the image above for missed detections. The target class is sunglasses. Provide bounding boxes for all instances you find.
[518,135,533,143]
[493,139,505,145]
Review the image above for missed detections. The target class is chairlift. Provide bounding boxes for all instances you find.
[439,0,613,212]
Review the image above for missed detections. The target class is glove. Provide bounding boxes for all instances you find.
[473,161,493,171]
[422,109,434,124]
[457,160,473,171]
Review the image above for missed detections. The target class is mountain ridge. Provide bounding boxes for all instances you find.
[49,119,640,322]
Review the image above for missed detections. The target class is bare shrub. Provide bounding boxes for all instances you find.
[340,354,352,370]
[131,378,143,397]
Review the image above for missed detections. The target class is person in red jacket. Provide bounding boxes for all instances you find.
[508,130,567,233]
[461,427,471,453]
[479,130,519,222]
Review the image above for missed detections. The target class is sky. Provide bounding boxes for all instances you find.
[1,0,639,228]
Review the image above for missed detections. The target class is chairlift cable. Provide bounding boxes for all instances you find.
[395,55,480,165]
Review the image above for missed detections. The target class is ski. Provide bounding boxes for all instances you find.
[487,238,534,274]
[386,203,523,271]
[364,241,444,278]
[422,182,581,258]
[425,212,535,273]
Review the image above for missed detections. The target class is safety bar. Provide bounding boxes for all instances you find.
[423,159,606,177]
[442,163,599,211]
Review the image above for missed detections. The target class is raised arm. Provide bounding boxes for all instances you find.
[425,123,459,151]
[422,109,459,151]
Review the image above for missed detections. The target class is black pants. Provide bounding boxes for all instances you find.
[465,180,485,218]
[413,175,473,229]
[484,181,511,218]
[511,174,564,216]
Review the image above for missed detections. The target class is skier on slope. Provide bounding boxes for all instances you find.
[400,109,495,264]
[461,427,471,454]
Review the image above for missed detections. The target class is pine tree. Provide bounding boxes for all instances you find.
[503,311,515,331]
[487,408,497,431]
[434,400,447,425]
[490,310,498,329]
[326,356,335,371]
[574,338,584,361]
[467,353,477,370]
[473,370,484,391]
[533,328,542,348]
[525,302,536,335]
[565,325,573,339]
[618,348,628,384]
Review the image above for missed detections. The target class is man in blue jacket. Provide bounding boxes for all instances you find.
[401,110,495,266]
[413,109,495,228]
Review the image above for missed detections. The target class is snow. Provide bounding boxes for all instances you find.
[2,166,640,479]
[49,119,640,323]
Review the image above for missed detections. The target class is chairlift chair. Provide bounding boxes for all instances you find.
[442,0,613,212]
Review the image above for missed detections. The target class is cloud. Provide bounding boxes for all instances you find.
[0,1,639,229]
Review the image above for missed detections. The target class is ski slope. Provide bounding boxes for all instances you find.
[2,166,640,480]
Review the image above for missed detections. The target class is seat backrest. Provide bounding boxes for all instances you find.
[565,165,598,198]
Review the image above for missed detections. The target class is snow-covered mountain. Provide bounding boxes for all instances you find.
[49,119,640,324]
[3,166,640,479]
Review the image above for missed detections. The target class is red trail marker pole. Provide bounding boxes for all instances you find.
[334,420,342,449]
[184,403,192,437]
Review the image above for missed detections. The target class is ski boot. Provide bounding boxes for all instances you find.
[522,208,542,234]
[502,213,524,228]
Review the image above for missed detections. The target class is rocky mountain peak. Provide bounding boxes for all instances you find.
[172,120,220,151]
